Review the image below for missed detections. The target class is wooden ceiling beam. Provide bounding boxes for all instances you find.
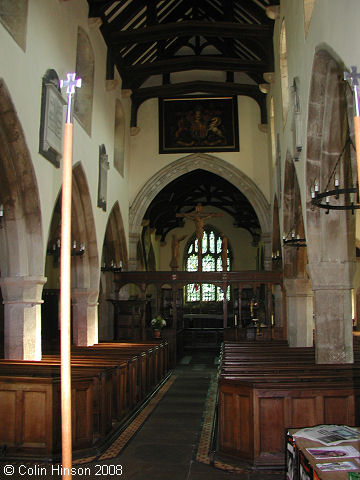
[108,21,273,45]
[122,55,270,77]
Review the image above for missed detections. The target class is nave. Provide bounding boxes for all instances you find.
[2,349,281,480]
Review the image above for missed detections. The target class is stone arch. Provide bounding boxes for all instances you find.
[98,202,128,340]
[304,0,316,35]
[129,153,271,269]
[0,0,28,50]
[306,48,356,266]
[271,195,282,270]
[74,26,95,136]
[283,153,313,346]
[280,19,290,124]
[71,163,99,345]
[72,163,99,290]
[0,79,43,277]
[283,154,307,279]
[0,78,45,359]
[305,48,355,363]
[114,99,126,176]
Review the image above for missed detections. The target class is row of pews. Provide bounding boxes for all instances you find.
[0,341,169,459]
[217,340,360,469]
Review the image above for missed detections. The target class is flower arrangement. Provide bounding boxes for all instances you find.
[151,315,166,330]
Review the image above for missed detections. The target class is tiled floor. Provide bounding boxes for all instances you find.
[89,349,283,480]
[1,350,283,480]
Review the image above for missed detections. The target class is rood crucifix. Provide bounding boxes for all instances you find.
[176,204,222,271]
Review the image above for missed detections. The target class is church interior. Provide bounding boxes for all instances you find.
[1,0,360,478]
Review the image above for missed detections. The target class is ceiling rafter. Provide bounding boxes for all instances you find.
[88,0,278,127]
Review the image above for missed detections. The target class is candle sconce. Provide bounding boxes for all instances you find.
[101,260,123,272]
[47,239,85,264]
[0,203,3,228]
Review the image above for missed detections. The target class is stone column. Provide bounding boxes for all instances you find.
[72,288,99,346]
[262,232,272,271]
[284,278,314,347]
[273,284,284,327]
[0,276,47,360]
[307,262,355,364]
[128,232,140,271]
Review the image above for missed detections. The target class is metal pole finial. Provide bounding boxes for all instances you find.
[60,73,82,123]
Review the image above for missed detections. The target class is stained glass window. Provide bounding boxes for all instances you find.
[185,226,231,302]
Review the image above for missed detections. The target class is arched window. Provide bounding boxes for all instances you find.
[185,226,230,302]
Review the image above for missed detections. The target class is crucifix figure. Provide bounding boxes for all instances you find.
[345,65,360,190]
[176,204,222,271]
[170,233,187,270]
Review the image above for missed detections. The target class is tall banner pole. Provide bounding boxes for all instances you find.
[345,66,360,193]
[59,73,81,480]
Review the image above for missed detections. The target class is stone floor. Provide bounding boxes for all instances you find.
[1,350,284,480]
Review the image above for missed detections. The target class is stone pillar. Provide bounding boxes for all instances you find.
[72,288,99,346]
[273,284,283,327]
[128,232,140,271]
[307,262,355,364]
[284,278,314,347]
[0,276,46,360]
[262,232,272,271]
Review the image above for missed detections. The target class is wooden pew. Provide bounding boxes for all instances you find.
[217,341,360,469]
[0,340,170,459]
[0,365,94,457]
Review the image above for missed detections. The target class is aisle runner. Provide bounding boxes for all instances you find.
[97,374,177,461]
[195,374,248,474]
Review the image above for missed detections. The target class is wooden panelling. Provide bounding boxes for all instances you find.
[217,341,360,469]
[259,397,284,454]
[0,390,16,444]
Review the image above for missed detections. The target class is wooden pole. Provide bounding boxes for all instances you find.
[60,122,73,480]
[354,116,360,191]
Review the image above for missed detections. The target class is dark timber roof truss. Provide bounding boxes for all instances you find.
[87,0,278,126]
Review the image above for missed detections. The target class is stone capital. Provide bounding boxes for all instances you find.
[71,288,99,306]
[284,277,313,297]
[307,261,356,290]
[0,276,47,304]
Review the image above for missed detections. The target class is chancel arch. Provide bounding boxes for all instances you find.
[129,153,271,270]
[306,48,356,363]
[0,78,45,359]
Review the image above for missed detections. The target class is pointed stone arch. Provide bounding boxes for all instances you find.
[305,48,355,362]
[74,27,95,136]
[71,163,99,345]
[129,153,271,269]
[99,202,128,340]
[283,154,307,280]
[0,78,45,359]
[283,153,313,347]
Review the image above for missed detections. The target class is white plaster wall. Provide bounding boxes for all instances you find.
[129,95,271,205]
[0,0,131,268]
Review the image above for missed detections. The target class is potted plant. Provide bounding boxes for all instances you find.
[151,315,166,338]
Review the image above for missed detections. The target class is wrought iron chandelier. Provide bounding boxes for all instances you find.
[282,230,306,249]
[310,136,359,214]
[311,65,360,214]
